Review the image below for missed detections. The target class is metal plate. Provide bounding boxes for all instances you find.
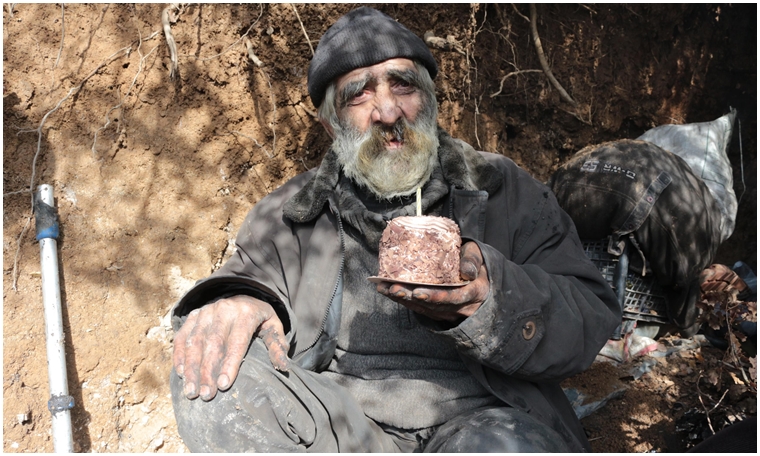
[367,276,470,287]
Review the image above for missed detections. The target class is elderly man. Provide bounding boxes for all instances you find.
[170,7,620,453]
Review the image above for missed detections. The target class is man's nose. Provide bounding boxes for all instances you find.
[371,86,402,126]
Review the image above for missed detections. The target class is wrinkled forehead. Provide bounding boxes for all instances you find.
[334,58,418,91]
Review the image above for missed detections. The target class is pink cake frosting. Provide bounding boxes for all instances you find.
[377,216,462,284]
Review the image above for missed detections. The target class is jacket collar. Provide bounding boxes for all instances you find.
[283,128,503,223]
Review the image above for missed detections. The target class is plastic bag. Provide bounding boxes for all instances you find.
[636,109,737,242]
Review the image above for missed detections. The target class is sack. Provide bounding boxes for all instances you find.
[637,109,737,242]
[548,140,723,330]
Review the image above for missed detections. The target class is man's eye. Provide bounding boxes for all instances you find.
[393,79,415,93]
[348,90,369,105]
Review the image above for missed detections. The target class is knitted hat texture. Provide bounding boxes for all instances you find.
[307,7,438,108]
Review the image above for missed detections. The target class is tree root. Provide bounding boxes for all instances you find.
[243,37,263,68]
[423,31,466,56]
[242,37,276,158]
[292,4,314,56]
[161,3,183,79]
[92,29,161,157]
[258,70,276,157]
[198,4,263,62]
[10,217,31,291]
[11,21,159,290]
[490,69,542,98]
[230,130,271,159]
[54,3,64,69]
[529,4,577,107]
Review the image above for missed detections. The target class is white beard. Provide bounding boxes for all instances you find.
[332,109,439,200]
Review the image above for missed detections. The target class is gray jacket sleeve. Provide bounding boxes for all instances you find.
[432,161,621,383]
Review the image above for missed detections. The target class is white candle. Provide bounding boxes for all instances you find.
[416,187,422,216]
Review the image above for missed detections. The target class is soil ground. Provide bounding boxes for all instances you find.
[3,4,756,452]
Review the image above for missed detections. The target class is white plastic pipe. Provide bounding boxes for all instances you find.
[37,184,74,453]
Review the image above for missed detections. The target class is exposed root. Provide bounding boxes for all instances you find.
[578,4,597,15]
[292,4,314,56]
[511,3,529,22]
[299,102,317,120]
[12,38,140,290]
[473,94,483,149]
[198,4,264,62]
[92,29,161,157]
[260,70,277,156]
[243,37,263,68]
[3,189,31,197]
[11,217,31,291]
[529,4,577,107]
[229,130,271,159]
[162,3,183,79]
[423,31,466,56]
[259,68,277,155]
[54,3,64,69]
[244,38,276,157]
[227,38,277,159]
[559,105,594,126]
[490,69,542,98]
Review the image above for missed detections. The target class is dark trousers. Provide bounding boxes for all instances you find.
[171,340,569,452]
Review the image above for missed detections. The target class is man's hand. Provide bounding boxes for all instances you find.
[376,242,490,323]
[172,295,289,401]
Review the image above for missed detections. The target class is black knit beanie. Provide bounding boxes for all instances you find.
[307,7,438,108]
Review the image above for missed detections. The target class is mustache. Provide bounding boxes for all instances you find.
[368,120,407,148]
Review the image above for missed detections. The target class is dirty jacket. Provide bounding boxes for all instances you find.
[172,130,621,451]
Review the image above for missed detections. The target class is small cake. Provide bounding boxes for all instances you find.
[377,216,462,284]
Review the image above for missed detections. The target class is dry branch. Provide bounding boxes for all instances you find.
[696,372,730,435]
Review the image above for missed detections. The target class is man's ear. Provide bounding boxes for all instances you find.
[320,118,336,139]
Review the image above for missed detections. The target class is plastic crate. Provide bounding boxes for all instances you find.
[583,239,669,325]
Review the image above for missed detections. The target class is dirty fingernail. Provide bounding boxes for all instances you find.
[199,385,210,399]
[415,293,430,301]
[184,384,196,398]
[218,374,229,389]
[462,263,477,279]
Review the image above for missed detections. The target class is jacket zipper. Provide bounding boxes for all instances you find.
[293,201,345,357]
